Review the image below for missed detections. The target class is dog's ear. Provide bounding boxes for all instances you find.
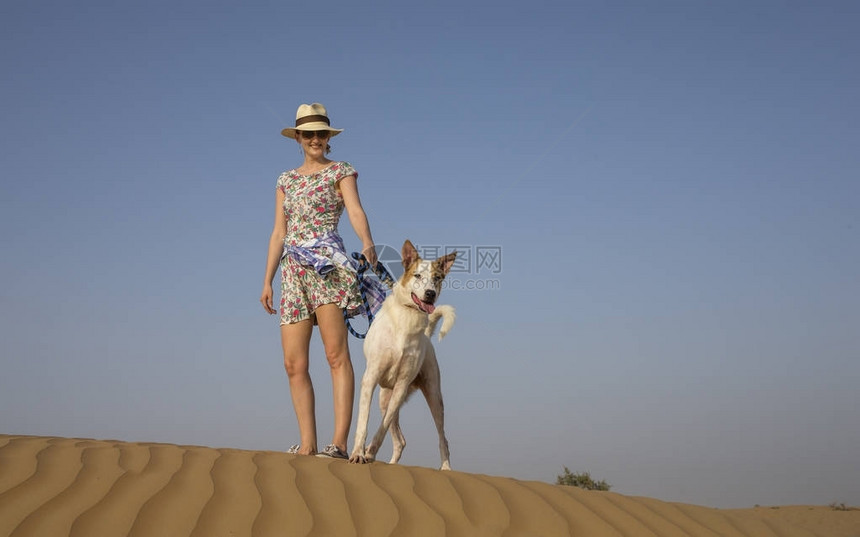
[401,240,419,269]
[435,251,458,276]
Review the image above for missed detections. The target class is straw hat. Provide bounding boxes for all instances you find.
[281,103,344,139]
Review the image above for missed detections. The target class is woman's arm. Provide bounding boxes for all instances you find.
[260,188,287,314]
[339,175,377,266]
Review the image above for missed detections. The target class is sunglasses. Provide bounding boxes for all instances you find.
[300,130,331,140]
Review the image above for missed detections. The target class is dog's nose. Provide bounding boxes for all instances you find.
[424,290,437,303]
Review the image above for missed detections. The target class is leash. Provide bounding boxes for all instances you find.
[344,252,396,339]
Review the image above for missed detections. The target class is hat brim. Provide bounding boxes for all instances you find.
[281,123,343,139]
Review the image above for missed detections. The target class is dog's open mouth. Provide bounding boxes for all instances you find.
[411,293,436,314]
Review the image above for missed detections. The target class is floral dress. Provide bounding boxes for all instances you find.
[277,161,362,325]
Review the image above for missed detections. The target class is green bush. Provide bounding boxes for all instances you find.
[556,467,611,491]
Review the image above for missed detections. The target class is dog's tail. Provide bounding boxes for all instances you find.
[425,305,456,341]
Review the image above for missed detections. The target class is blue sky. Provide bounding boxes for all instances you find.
[2,0,858,509]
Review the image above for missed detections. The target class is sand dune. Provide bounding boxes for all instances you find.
[1,435,857,536]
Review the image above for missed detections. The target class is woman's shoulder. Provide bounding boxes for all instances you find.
[276,169,300,190]
[329,161,357,179]
[329,161,354,172]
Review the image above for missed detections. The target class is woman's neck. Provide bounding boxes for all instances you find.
[299,156,333,174]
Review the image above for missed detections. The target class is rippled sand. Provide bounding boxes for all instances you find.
[1,435,857,536]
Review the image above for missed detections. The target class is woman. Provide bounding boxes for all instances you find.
[260,103,378,458]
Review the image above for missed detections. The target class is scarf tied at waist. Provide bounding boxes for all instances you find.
[282,231,387,318]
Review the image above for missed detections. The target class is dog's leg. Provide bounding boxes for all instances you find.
[349,368,381,464]
[420,364,451,471]
[367,381,411,462]
[423,387,450,471]
[378,387,406,464]
[388,410,407,464]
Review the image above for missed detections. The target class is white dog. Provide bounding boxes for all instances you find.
[349,240,457,470]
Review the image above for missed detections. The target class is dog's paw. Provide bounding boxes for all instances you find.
[348,452,366,464]
[349,451,373,464]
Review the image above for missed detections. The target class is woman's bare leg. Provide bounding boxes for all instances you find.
[316,304,354,452]
[281,319,316,454]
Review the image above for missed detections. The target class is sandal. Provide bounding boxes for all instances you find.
[316,444,348,459]
[287,444,301,454]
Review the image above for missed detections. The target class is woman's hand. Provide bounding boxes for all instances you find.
[260,284,276,315]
